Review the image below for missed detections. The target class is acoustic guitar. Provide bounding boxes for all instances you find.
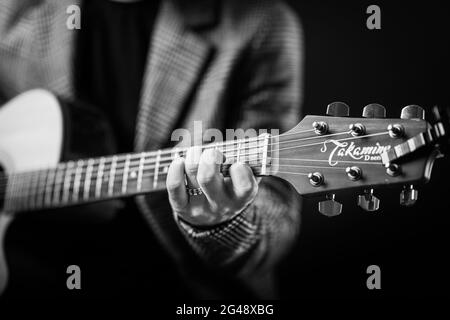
[0,89,448,294]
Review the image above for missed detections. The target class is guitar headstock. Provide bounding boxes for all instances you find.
[269,102,447,216]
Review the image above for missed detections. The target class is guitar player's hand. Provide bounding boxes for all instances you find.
[166,146,259,226]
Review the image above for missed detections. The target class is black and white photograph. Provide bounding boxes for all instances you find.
[0,0,448,314]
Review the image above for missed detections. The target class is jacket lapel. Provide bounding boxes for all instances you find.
[135,0,214,151]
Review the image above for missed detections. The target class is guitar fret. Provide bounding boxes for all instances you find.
[137,152,145,192]
[2,177,10,211]
[236,141,242,163]
[108,156,117,197]
[95,157,105,198]
[5,136,273,212]
[28,171,40,209]
[153,150,161,189]
[83,159,94,200]
[14,174,24,211]
[72,160,84,202]
[20,173,29,211]
[45,168,56,207]
[15,174,24,211]
[4,173,16,212]
[122,154,131,194]
[62,162,75,204]
[53,164,65,206]
[14,174,22,211]
[260,133,270,175]
[21,173,31,210]
[35,169,48,209]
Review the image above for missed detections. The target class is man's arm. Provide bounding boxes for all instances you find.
[168,2,303,276]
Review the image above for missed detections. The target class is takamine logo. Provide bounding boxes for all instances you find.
[321,140,391,166]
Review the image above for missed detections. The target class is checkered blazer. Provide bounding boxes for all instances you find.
[0,0,303,298]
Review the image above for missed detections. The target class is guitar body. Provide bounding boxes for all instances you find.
[0,89,63,294]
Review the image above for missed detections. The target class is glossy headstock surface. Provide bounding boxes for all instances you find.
[269,113,434,197]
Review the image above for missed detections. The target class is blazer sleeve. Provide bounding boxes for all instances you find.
[176,2,304,276]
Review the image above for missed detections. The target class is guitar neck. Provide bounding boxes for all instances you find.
[1,135,271,213]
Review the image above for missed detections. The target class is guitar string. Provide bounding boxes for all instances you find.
[2,159,385,210]
[0,128,383,186]
[0,131,389,202]
[0,132,274,188]
[1,158,381,203]
[5,170,312,212]
[0,129,387,197]
[8,127,315,184]
[0,154,386,200]
[77,130,351,172]
[3,163,353,210]
[0,127,347,184]
[0,144,261,200]
[0,130,390,205]
[0,127,337,186]
[271,157,382,165]
[0,138,267,197]
[5,156,390,211]
[9,161,384,212]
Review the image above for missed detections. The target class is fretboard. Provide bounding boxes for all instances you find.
[1,135,271,213]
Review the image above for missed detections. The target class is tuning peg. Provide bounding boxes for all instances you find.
[400,185,418,206]
[363,103,386,118]
[349,123,366,136]
[387,124,404,138]
[401,105,425,120]
[318,194,342,217]
[346,166,362,181]
[326,102,350,117]
[312,121,328,135]
[386,163,401,176]
[308,172,324,186]
[431,105,450,156]
[358,189,380,212]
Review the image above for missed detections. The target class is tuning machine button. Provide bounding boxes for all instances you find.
[308,172,324,187]
[349,123,366,136]
[431,105,450,156]
[312,121,328,135]
[401,105,425,120]
[386,163,401,176]
[346,166,362,181]
[318,194,342,217]
[400,185,418,206]
[326,102,350,117]
[358,189,380,212]
[388,124,404,138]
[363,103,386,118]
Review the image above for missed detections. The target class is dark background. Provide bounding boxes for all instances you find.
[279,0,449,298]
